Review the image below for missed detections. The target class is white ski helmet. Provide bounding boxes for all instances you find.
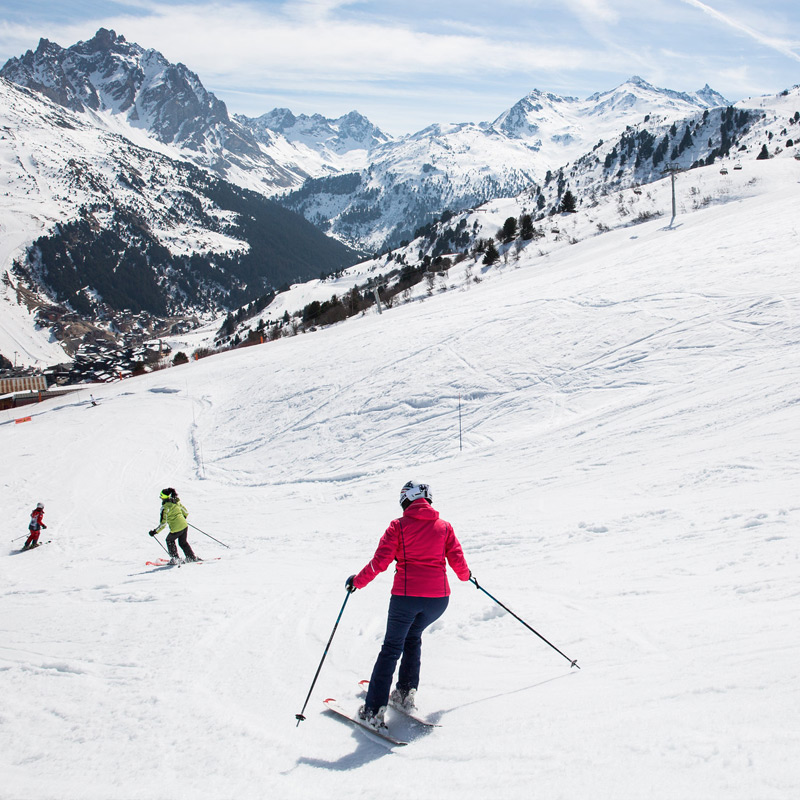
[36,502,44,509]
[399,480,432,509]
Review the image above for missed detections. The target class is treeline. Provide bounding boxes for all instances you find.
[601,106,759,175]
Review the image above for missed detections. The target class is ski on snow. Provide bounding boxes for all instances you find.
[358,680,441,727]
[16,540,51,553]
[322,698,408,746]
[145,557,220,568]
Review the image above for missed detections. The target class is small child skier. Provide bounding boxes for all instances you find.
[23,503,47,550]
[149,488,200,564]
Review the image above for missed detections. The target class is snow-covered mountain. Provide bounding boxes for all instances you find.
[0,28,315,193]
[239,108,391,177]
[0,76,357,365]
[494,76,727,148]
[279,76,731,250]
[402,85,799,264]
[1,29,734,253]
[0,28,395,196]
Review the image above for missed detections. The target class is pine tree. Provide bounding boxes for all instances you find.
[679,126,693,154]
[519,213,535,241]
[483,241,500,266]
[560,190,577,213]
[501,216,518,243]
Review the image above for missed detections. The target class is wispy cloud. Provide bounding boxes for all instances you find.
[94,1,611,80]
[681,0,800,63]
[563,0,620,24]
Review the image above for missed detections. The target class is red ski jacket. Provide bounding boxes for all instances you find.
[352,499,470,597]
[29,508,46,531]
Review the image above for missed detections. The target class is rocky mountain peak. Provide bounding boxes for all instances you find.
[257,107,297,132]
[242,106,389,155]
[85,27,124,51]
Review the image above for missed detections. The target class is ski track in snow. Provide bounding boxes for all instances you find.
[1,160,800,798]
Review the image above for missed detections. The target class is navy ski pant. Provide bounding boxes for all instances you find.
[364,594,449,712]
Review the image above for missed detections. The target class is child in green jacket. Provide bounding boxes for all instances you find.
[149,488,199,563]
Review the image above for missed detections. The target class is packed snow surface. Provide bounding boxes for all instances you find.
[1,160,799,799]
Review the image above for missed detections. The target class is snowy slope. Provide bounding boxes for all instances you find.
[1,158,799,800]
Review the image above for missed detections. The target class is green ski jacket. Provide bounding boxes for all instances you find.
[155,500,189,534]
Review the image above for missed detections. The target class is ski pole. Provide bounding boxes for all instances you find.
[295,589,353,726]
[470,576,580,669]
[152,534,170,557]
[187,522,230,549]
[11,534,29,541]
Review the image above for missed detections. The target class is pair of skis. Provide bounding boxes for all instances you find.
[145,557,219,568]
[323,680,440,746]
[17,540,51,553]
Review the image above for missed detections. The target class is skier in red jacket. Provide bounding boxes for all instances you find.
[23,503,47,550]
[347,481,471,731]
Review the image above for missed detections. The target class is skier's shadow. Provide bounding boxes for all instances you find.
[295,737,390,771]
[294,724,400,771]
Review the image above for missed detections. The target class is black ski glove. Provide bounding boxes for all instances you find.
[149,530,157,537]
[345,575,357,593]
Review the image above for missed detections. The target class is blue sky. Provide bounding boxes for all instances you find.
[1,0,798,134]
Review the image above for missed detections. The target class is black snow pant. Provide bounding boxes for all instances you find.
[166,527,196,560]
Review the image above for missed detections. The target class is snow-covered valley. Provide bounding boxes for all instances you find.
[1,157,798,799]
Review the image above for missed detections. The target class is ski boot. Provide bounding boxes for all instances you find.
[390,687,417,712]
[358,704,388,732]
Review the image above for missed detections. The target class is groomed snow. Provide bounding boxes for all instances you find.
[1,158,799,799]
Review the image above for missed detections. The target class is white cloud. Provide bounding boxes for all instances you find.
[680,0,800,63]
[563,0,620,24]
[24,1,617,85]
